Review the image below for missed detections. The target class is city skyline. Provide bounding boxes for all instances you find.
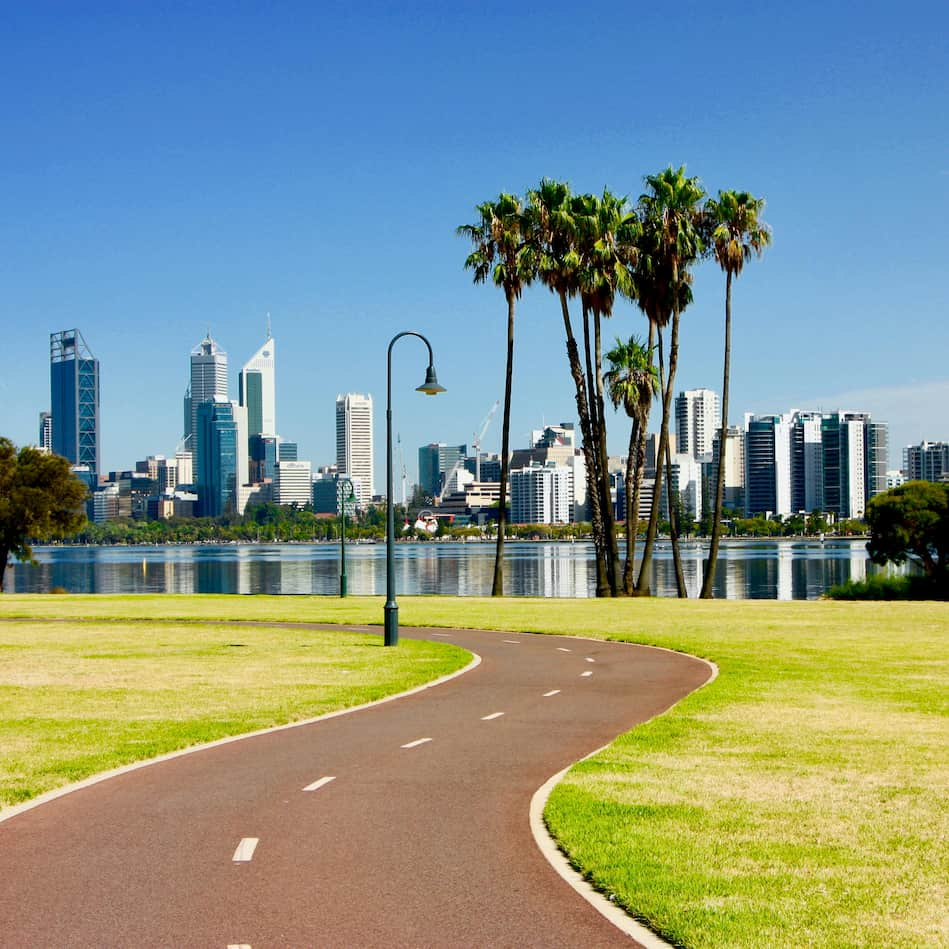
[2,5,947,481]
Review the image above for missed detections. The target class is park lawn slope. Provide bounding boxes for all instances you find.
[0,613,467,809]
[2,594,947,948]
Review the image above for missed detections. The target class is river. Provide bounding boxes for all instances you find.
[2,538,884,599]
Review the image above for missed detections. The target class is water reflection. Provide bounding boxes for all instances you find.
[6,539,888,600]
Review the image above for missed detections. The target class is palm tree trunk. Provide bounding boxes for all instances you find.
[701,270,733,598]
[664,404,688,597]
[637,323,667,595]
[560,291,609,596]
[491,290,516,596]
[0,548,8,594]
[622,417,638,594]
[665,294,688,597]
[594,309,620,595]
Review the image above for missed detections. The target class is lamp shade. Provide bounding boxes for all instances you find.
[416,365,446,396]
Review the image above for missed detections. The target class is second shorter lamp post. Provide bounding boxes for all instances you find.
[338,476,356,597]
[385,331,445,646]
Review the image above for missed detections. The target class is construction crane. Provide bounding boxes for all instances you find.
[473,400,500,482]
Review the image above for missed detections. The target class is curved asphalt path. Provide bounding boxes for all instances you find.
[0,624,711,948]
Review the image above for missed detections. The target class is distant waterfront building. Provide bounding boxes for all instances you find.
[249,435,278,484]
[38,411,52,452]
[195,399,238,517]
[510,462,573,525]
[744,413,793,517]
[821,412,868,519]
[790,411,825,514]
[904,441,949,483]
[50,329,100,475]
[418,443,467,499]
[274,460,312,506]
[336,393,374,506]
[278,440,298,462]
[675,388,720,460]
[238,329,276,438]
[186,333,228,469]
[659,453,703,521]
[711,425,745,512]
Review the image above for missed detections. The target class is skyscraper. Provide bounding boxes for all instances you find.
[418,443,467,498]
[50,329,100,475]
[336,393,374,506]
[744,413,793,517]
[38,411,52,451]
[185,333,228,472]
[675,388,721,460]
[238,329,276,438]
[195,399,238,517]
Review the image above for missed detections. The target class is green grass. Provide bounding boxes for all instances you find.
[1,594,946,948]
[0,604,468,808]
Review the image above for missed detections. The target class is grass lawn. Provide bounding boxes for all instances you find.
[1,594,946,948]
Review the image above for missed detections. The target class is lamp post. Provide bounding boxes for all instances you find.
[338,476,355,597]
[385,331,446,646]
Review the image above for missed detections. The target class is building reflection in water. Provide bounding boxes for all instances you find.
[5,539,902,600]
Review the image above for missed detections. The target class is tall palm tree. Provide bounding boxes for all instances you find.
[604,336,659,594]
[572,189,641,594]
[699,190,771,598]
[526,179,613,596]
[635,167,705,597]
[457,193,534,596]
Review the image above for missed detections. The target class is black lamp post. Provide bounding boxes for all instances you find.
[385,331,445,646]
[338,476,355,597]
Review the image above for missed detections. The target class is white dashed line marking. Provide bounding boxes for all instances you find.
[401,738,433,749]
[557,647,572,652]
[481,712,505,720]
[543,690,561,697]
[431,632,451,637]
[227,944,252,948]
[503,640,520,644]
[585,657,596,663]
[580,671,593,678]
[232,838,259,862]
[303,776,336,792]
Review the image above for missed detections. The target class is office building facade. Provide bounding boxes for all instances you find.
[238,332,276,438]
[195,399,238,517]
[418,443,467,499]
[185,334,228,467]
[510,462,573,524]
[50,329,100,475]
[336,393,374,505]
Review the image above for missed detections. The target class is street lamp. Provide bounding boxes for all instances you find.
[385,331,446,646]
[338,476,356,597]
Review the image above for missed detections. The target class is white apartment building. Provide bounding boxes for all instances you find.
[274,460,313,507]
[676,388,721,460]
[336,393,374,506]
[510,462,573,525]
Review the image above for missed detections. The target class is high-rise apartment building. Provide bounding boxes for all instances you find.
[676,388,721,460]
[510,462,573,524]
[185,334,228,466]
[790,411,824,514]
[50,329,100,475]
[904,441,949,483]
[821,412,867,519]
[336,393,374,505]
[238,330,276,438]
[711,425,745,512]
[38,411,52,451]
[744,413,793,517]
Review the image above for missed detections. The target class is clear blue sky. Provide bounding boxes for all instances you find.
[2,1,947,485]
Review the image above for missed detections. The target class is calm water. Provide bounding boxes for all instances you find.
[4,539,884,599]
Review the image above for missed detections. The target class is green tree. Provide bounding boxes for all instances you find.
[604,335,659,594]
[458,193,534,596]
[865,481,948,592]
[0,439,88,591]
[635,167,705,597]
[700,190,771,598]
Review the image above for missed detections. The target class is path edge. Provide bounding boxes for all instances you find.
[529,641,718,948]
[0,649,481,825]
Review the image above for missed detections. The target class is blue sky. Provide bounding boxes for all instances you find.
[2,1,947,486]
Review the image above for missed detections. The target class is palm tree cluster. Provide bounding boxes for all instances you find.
[458,168,770,598]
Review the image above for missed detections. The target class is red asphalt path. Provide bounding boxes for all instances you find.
[0,625,711,948]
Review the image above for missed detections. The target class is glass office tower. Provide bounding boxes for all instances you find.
[50,329,100,476]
